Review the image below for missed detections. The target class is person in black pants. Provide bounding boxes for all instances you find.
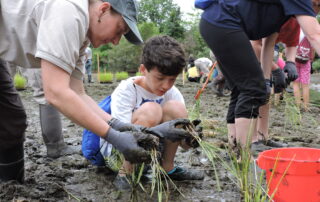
[0,60,27,183]
[198,0,320,149]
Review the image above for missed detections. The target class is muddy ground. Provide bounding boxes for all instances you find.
[1,74,320,202]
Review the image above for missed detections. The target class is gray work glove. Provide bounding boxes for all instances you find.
[272,68,286,94]
[107,118,145,132]
[105,128,157,163]
[283,61,298,82]
[144,118,192,142]
[263,79,271,105]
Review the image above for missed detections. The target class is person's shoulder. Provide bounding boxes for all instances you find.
[116,76,137,89]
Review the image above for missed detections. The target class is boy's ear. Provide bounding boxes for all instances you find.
[139,64,147,75]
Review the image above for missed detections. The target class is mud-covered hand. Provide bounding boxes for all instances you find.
[105,128,152,163]
[283,61,298,82]
[185,119,203,148]
[272,68,286,94]
[107,118,145,132]
[144,118,192,142]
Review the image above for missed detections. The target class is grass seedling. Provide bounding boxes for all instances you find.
[149,149,184,202]
[129,163,146,202]
[284,93,301,129]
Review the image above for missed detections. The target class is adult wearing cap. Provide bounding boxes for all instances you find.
[197,0,320,149]
[0,0,192,183]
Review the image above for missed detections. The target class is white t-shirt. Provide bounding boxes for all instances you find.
[0,0,90,79]
[85,47,92,60]
[100,76,185,157]
[195,57,213,74]
[111,76,185,122]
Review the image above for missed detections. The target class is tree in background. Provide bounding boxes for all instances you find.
[138,0,185,39]
[182,10,211,59]
[102,22,160,73]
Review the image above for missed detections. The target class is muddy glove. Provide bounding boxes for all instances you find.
[185,119,203,148]
[107,118,145,132]
[144,118,192,142]
[283,61,298,82]
[272,68,286,93]
[263,79,271,105]
[105,128,153,163]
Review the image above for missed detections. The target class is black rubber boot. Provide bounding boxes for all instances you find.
[40,104,80,159]
[88,75,92,83]
[0,143,24,183]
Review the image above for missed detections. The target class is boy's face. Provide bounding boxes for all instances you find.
[140,65,177,96]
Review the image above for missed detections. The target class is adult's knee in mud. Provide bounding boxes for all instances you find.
[162,100,187,121]
[132,102,162,126]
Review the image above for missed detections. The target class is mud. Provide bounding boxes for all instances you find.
[1,74,320,202]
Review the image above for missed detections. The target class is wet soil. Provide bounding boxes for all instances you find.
[1,74,320,202]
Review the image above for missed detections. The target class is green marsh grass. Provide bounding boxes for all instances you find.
[116,71,129,81]
[186,119,272,201]
[283,93,301,129]
[14,73,27,90]
[99,72,113,83]
[310,89,320,107]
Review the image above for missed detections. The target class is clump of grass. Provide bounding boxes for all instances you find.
[283,93,301,128]
[149,149,184,202]
[129,163,147,202]
[14,73,27,90]
[104,149,124,172]
[310,89,320,107]
[186,120,272,201]
[115,71,129,81]
[188,99,201,121]
[99,72,113,83]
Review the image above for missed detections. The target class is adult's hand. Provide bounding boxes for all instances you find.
[283,61,298,82]
[272,68,286,93]
[105,128,158,163]
[144,118,192,142]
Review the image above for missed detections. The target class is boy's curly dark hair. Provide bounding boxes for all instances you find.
[141,35,186,76]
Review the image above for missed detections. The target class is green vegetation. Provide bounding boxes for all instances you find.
[310,88,320,107]
[14,74,27,90]
[312,59,320,72]
[115,71,129,81]
[284,93,302,128]
[98,72,113,83]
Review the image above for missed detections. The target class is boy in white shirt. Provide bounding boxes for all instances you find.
[83,36,204,190]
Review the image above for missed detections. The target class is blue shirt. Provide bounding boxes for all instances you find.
[202,0,315,40]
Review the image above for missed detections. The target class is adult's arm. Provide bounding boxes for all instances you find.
[250,39,262,61]
[69,76,112,122]
[41,59,111,137]
[261,32,279,78]
[296,15,320,56]
[284,46,297,62]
